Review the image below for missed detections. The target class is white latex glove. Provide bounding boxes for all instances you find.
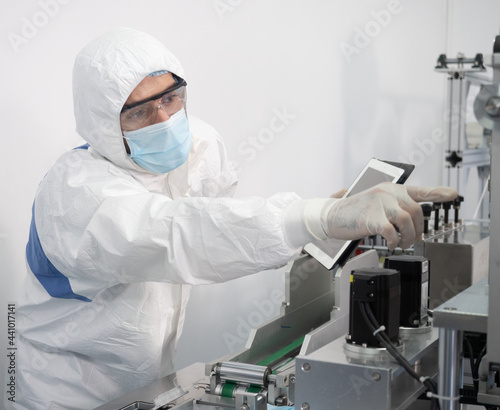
[302,183,458,249]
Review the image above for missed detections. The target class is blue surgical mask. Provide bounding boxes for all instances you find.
[123,109,193,174]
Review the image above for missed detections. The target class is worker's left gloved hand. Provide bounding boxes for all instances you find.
[284,183,458,250]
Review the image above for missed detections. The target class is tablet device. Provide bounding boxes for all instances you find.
[303,158,414,270]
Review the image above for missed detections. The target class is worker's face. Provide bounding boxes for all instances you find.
[121,73,177,154]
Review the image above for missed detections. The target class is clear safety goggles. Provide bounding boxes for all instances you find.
[120,76,187,131]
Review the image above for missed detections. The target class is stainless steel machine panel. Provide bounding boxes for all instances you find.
[295,329,439,410]
[413,222,489,308]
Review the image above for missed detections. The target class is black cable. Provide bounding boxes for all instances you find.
[358,301,440,410]
[475,344,487,380]
[472,344,493,410]
[363,302,436,390]
[360,303,418,378]
[464,342,500,410]
[362,303,439,410]
[461,339,498,410]
[463,337,479,391]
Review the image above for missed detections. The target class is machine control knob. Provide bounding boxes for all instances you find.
[453,195,464,224]
[421,203,432,235]
[433,202,442,231]
[443,201,453,226]
[442,201,452,225]
[453,195,464,207]
[421,203,432,217]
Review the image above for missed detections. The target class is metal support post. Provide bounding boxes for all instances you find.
[487,42,500,365]
[438,327,462,410]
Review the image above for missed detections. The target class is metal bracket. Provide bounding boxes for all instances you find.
[234,392,266,410]
[435,53,485,72]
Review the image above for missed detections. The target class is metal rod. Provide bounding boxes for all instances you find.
[457,75,463,153]
[438,327,462,410]
[448,76,454,153]
[487,46,500,367]
[442,57,479,64]
[217,362,271,387]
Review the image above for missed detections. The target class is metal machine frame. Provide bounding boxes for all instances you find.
[432,37,500,410]
[95,36,500,410]
[94,250,381,410]
[435,52,490,221]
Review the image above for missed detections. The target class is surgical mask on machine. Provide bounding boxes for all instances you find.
[123,109,193,174]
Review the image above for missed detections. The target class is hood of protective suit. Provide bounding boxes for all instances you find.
[73,27,185,171]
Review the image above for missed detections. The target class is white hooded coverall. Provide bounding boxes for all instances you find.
[13,28,306,409]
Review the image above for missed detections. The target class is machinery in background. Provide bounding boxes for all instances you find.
[94,246,382,409]
[95,246,445,410]
[435,51,490,221]
[94,38,500,410]
[295,264,440,410]
[431,36,500,410]
[414,210,489,309]
[93,198,490,410]
[360,196,489,308]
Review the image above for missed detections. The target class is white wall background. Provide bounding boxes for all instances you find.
[1,0,500,406]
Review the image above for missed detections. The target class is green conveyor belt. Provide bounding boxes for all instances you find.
[256,335,305,368]
[221,382,237,398]
[221,382,261,398]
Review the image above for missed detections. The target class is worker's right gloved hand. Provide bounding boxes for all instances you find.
[287,183,458,250]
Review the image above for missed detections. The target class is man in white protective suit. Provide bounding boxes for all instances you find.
[12,27,457,409]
